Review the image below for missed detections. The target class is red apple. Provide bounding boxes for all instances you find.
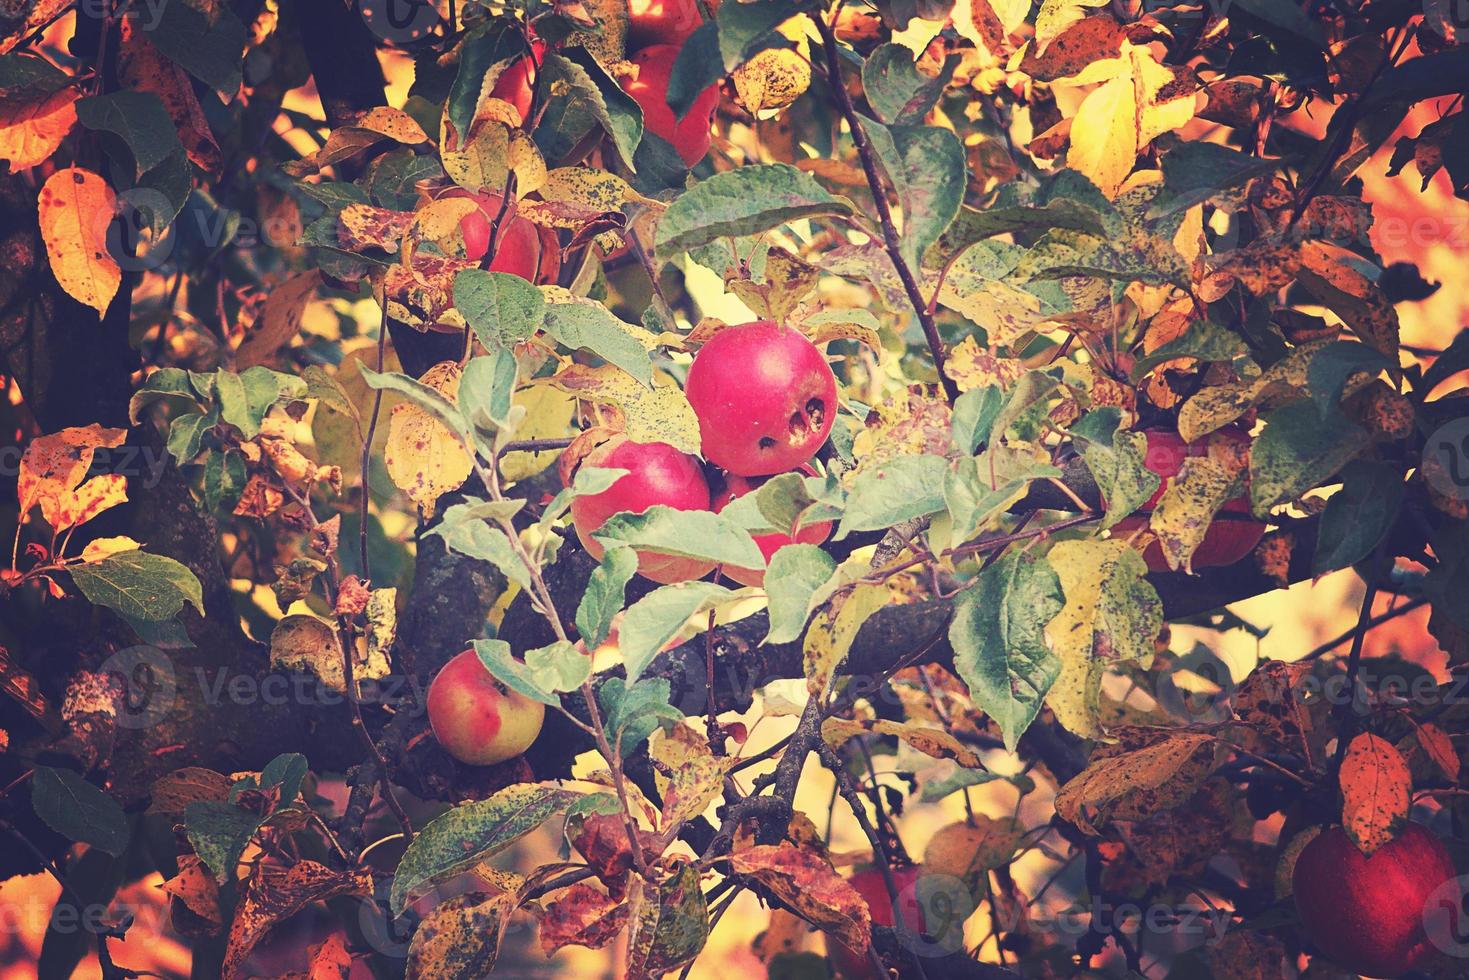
[619,44,721,167]
[685,321,838,477]
[488,39,546,124]
[830,865,927,980]
[426,649,546,766]
[440,187,561,284]
[627,0,702,49]
[567,434,716,584]
[1293,823,1459,978]
[1108,427,1266,572]
[711,465,832,587]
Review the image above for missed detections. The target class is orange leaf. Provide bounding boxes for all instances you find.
[47,473,127,534]
[0,86,77,169]
[1339,732,1411,855]
[728,843,870,950]
[538,882,629,955]
[18,424,126,523]
[38,167,121,315]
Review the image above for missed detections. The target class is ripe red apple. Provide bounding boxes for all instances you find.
[567,435,716,584]
[1108,427,1265,572]
[1293,823,1459,978]
[441,188,561,284]
[685,321,838,477]
[627,0,702,49]
[426,649,546,766]
[619,44,721,167]
[829,865,927,980]
[488,39,546,124]
[711,466,832,587]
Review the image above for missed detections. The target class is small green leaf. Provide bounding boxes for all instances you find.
[541,300,654,388]
[1307,341,1391,419]
[202,449,246,512]
[473,639,558,707]
[620,582,735,683]
[69,550,204,623]
[525,641,592,693]
[763,545,837,645]
[431,521,533,591]
[863,117,965,271]
[460,351,519,433]
[951,385,1003,455]
[76,91,184,176]
[862,44,953,125]
[948,552,1064,751]
[599,677,683,755]
[391,783,583,914]
[545,49,644,168]
[1314,461,1405,574]
[576,547,638,649]
[31,766,130,857]
[1071,409,1160,530]
[593,506,765,569]
[1250,402,1366,516]
[836,454,948,538]
[455,270,546,350]
[184,800,261,881]
[655,164,853,257]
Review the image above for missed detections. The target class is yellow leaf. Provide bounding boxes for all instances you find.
[1044,538,1162,740]
[440,120,546,198]
[1054,729,1218,834]
[38,167,121,315]
[649,722,734,827]
[0,87,78,169]
[282,106,429,176]
[80,536,141,563]
[1340,732,1411,856]
[542,364,701,452]
[499,385,577,482]
[733,42,812,115]
[821,717,984,768]
[47,473,128,534]
[803,583,887,697]
[235,270,322,368]
[1067,44,1198,197]
[1148,457,1240,573]
[384,361,473,512]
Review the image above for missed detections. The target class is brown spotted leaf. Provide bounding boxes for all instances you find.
[624,862,708,980]
[221,861,372,980]
[1054,729,1219,834]
[406,892,515,980]
[538,882,630,955]
[820,717,985,769]
[37,168,120,315]
[728,843,870,950]
[1339,732,1411,855]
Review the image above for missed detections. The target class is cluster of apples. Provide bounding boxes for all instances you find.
[567,319,838,587]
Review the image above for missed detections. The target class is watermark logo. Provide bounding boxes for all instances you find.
[1423,874,1469,960]
[359,0,441,44]
[1426,0,1469,44]
[96,645,177,730]
[1423,419,1469,502]
[106,187,179,273]
[1155,650,1236,724]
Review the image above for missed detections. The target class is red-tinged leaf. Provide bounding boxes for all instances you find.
[221,861,373,980]
[624,862,708,980]
[1054,729,1219,835]
[0,645,62,733]
[118,18,220,172]
[1339,732,1411,855]
[569,811,663,899]
[405,892,515,980]
[1414,722,1461,782]
[538,882,630,955]
[161,854,223,936]
[728,843,870,951]
[18,424,126,521]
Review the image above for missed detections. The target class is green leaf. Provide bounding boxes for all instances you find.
[525,641,592,693]
[129,367,197,423]
[626,862,709,978]
[1250,401,1366,516]
[1418,328,1469,398]
[836,454,949,538]
[862,44,953,125]
[620,582,735,682]
[948,552,1065,751]
[989,371,1061,446]
[919,766,1014,803]
[260,752,308,805]
[184,801,261,882]
[69,550,204,622]
[1307,341,1391,419]
[390,783,583,914]
[472,639,559,707]
[763,545,837,645]
[593,506,766,569]
[546,49,644,169]
[202,449,246,512]
[951,385,1003,455]
[1150,141,1280,218]
[667,22,723,119]
[136,2,247,95]
[460,351,519,434]
[1313,461,1405,574]
[599,677,683,755]
[431,520,533,591]
[863,118,966,272]
[944,453,1058,544]
[75,91,184,176]
[655,164,854,257]
[541,300,654,388]
[31,767,130,857]
[576,547,638,649]
[455,270,546,350]
[445,23,522,141]
[1071,409,1160,530]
